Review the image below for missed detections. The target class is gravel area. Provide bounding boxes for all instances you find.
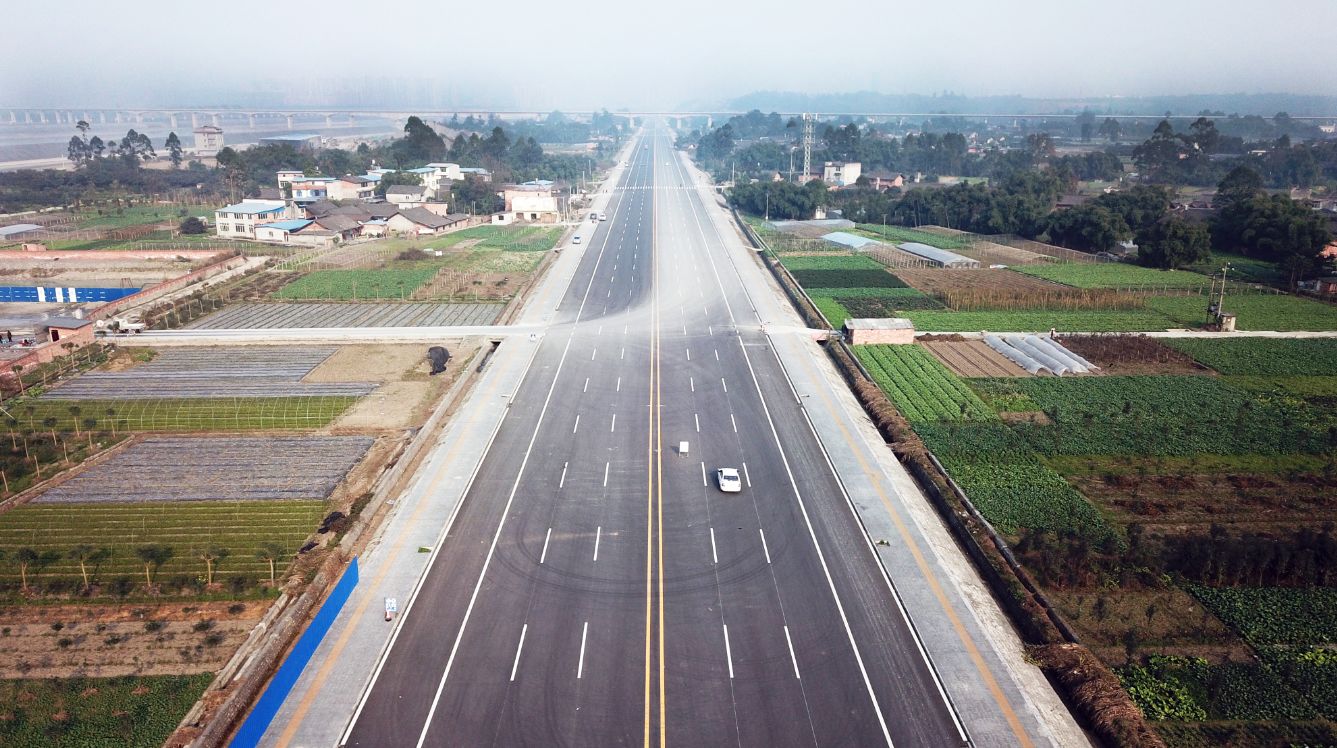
[186,302,504,329]
[34,435,375,504]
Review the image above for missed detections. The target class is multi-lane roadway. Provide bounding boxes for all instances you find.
[341,126,970,746]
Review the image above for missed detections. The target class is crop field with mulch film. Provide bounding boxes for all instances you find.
[40,346,376,400]
[34,435,373,504]
[188,301,504,329]
[855,335,1337,745]
[778,254,941,326]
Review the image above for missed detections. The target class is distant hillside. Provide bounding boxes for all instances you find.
[721,90,1337,117]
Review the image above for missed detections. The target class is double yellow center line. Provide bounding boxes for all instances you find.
[643,137,667,748]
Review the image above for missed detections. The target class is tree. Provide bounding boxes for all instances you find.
[257,542,286,586]
[179,216,207,235]
[451,174,502,214]
[135,544,174,588]
[375,170,423,197]
[1076,110,1096,142]
[88,135,104,160]
[1133,120,1187,182]
[66,136,89,167]
[1212,194,1332,287]
[69,545,111,591]
[164,131,183,168]
[1045,204,1131,252]
[1098,118,1122,143]
[1137,217,1211,269]
[1026,132,1056,163]
[393,115,447,164]
[15,548,39,591]
[199,545,229,586]
[1213,166,1263,209]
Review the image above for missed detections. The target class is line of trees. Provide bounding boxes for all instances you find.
[1,541,292,595]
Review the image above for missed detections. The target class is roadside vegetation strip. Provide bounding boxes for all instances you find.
[903,308,1178,332]
[1014,263,1215,290]
[12,396,359,432]
[1164,338,1337,376]
[35,435,374,505]
[1145,293,1337,331]
[0,673,215,748]
[0,499,325,589]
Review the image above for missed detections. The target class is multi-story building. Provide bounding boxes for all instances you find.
[193,125,224,155]
[822,161,862,187]
[327,175,376,201]
[214,200,288,239]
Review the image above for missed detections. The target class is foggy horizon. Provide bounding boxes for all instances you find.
[6,0,1336,112]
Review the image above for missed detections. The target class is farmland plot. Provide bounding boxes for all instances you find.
[17,396,358,431]
[0,674,214,748]
[921,339,1028,377]
[1164,338,1337,376]
[0,499,325,588]
[41,346,376,400]
[1017,263,1214,290]
[34,435,374,504]
[188,302,503,329]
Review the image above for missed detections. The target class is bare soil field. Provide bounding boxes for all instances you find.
[894,267,1066,296]
[0,254,207,287]
[1058,334,1209,376]
[920,339,1028,378]
[0,601,265,678]
[1071,471,1337,533]
[312,341,481,430]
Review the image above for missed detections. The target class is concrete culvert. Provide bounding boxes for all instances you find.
[427,346,451,375]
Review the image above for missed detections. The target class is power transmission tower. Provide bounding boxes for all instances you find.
[802,113,814,182]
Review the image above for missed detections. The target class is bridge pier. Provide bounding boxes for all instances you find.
[169,113,178,130]
[212,112,220,128]
[325,114,333,127]
[248,113,256,128]
[286,114,294,130]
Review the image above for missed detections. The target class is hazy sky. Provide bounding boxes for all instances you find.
[5,0,1335,110]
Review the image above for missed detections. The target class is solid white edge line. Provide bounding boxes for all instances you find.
[577,621,589,679]
[784,625,801,680]
[540,528,552,564]
[509,624,528,682]
[722,624,734,679]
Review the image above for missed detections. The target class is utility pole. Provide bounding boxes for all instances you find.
[1207,264,1230,326]
[801,113,814,182]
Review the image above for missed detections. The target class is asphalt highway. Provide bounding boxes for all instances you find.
[341,125,967,747]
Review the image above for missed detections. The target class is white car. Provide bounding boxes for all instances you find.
[598,213,607,221]
[716,468,742,493]
[572,236,582,245]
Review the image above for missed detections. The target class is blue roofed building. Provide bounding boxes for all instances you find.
[254,219,314,244]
